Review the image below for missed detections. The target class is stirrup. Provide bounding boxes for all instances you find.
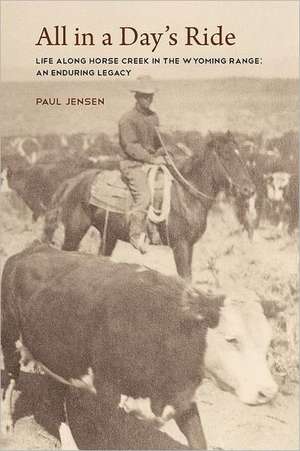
[130,233,149,254]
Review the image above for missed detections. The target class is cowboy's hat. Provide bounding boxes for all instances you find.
[130,76,157,94]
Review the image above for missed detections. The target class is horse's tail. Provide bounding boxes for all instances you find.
[42,169,99,244]
[41,179,73,244]
[42,206,63,244]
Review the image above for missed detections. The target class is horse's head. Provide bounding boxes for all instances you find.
[207,131,255,198]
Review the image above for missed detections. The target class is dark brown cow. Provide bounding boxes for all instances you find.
[283,173,299,234]
[5,157,118,221]
[233,150,294,236]
[1,242,223,449]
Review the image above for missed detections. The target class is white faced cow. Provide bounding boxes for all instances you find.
[265,171,291,203]
[1,243,278,449]
[204,297,278,405]
[264,172,291,230]
[121,296,277,418]
[62,295,278,450]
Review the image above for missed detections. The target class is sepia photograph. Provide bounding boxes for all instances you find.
[0,1,299,450]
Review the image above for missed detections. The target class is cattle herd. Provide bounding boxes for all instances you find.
[1,130,298,235]
[0,129,298,450]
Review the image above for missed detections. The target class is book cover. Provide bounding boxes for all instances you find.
[0,1,298,450]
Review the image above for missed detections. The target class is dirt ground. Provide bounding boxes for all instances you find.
[0,191,298,450]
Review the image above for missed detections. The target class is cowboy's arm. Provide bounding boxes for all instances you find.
[153,113,162,151]
[119,118,154,164]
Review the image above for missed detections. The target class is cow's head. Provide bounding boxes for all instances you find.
[0,168,11,193]
[204,298,278,405]
[5,165,26,193]
[264,172,291,203]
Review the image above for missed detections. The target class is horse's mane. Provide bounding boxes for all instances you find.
[172,145,205,177]
[176,131,236,178]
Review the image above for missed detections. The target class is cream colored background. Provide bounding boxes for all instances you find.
[1,0,299,80]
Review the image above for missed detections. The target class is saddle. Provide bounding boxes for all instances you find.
[89,165,173,223]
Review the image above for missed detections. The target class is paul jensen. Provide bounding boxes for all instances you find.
[36,97,105,106]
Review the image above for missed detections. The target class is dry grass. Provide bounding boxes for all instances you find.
[0,185,299,394]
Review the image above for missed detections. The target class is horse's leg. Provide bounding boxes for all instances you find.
[99,234,118,257]
[42,206,61,244]
[63,205,91,251]
[172,239,193,281]
[94,210,120,257]
[175,403,207,449]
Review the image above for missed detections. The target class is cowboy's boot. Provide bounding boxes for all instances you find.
[130,233,149,254]
[129,211,149,254]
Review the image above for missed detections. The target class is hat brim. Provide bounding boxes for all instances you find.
[130,88,157,94]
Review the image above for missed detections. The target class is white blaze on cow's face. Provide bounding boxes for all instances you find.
[204,300,278,405]
[265,172,291,202]
[0,169,11,193]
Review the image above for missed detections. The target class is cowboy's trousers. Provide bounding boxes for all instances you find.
[120,161,151,239]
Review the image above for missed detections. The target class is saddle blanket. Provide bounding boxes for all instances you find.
[89,166,173,223]
[90,170,129,213]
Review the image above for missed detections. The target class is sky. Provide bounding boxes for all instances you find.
[1,0,299,81]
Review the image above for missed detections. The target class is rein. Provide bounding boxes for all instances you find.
[155,128,215,202]
[216,157,234,188]
[216,148,253,195]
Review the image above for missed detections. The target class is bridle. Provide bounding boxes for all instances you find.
[162,145,215,201]
[157,129,251,202]
[212,145,253,197]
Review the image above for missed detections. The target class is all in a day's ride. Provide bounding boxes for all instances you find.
[43,131,255,280]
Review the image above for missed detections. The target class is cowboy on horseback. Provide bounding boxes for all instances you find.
[119,76,165,253]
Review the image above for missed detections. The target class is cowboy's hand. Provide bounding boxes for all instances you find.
[150,156,166,165]
[155,146,166,156]
[156,145,174,156]
[146,146,156,154]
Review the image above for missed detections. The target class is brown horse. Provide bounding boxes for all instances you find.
[43,131,255,280]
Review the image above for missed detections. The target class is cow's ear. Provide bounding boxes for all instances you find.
[209,293,226,309]
[202,294,225,328]
[180,307,220,331]
[183,285,225,305]
[182,286,225,328]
